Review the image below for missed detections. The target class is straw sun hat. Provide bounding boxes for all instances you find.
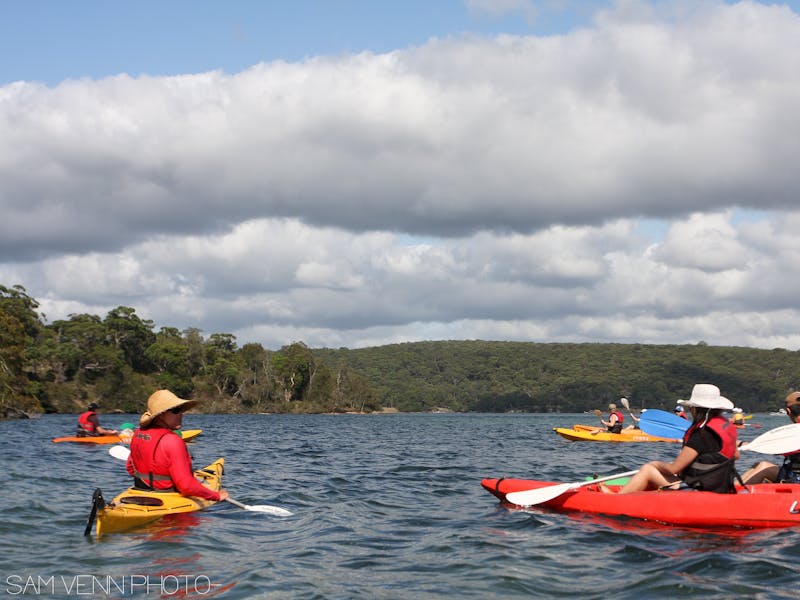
[139,390,197,427]
[677,384,734,410]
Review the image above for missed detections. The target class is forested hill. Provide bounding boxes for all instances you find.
[313,341,800,413]
[3,283,799,415]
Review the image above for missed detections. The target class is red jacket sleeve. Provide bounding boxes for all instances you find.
[159,434,222,501]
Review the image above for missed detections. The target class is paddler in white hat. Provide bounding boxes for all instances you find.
[600,384,739,495]
[127,390,228,502]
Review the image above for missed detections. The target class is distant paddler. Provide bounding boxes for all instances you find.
[76,402,118,437]
[600,403,624,434]
[741,391,800,484]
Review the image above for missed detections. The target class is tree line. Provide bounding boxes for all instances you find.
[3,283,799,416]
[0,284,379,415]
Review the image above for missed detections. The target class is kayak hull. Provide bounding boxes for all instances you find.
[53,429,202,444]
[482,477,800,529]
[95,458,224,535]
[554,425,679,443]
[53,434,123,444]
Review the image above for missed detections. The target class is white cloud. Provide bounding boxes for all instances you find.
[2,2,800,351]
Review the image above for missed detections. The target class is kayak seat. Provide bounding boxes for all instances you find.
[119,496,165,506]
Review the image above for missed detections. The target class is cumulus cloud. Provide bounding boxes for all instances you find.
[1,1,800,351]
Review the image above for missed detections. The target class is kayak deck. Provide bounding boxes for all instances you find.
[94,458,224,535]
[482,477,800,529]
[554,424,680,443]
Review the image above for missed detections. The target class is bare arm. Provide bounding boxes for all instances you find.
[651,445,698,477]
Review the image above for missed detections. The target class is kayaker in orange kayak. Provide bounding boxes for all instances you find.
[741,391,800,484]
[126,390,228,502]
[76,402,118,437]
[601,384,738,494]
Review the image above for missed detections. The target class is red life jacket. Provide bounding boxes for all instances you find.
[77,411,98,434]
[126,427,221,501]
[128,428,180,491]
[682,414,737,459]
[610,410,624,424]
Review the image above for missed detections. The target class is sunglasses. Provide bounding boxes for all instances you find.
[169,406,186,415]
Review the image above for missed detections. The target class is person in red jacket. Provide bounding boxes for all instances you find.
[126,390,228,502]
[76,402,117,437]
[601,384,739,494]
[601,403,624,434]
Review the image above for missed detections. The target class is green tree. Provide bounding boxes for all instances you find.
[104,306,156,372]
[204,333,242,397]
[144,327,195,397]
[272,342,313,402]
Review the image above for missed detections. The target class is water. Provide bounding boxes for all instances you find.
[2,412,799,599]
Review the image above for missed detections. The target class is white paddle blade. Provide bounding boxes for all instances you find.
[506,483,573,507]
[740,423,800,454]
[109,445,131,461]
[225,497,292,516]
[505,470,639,508]
[244,505,293,516]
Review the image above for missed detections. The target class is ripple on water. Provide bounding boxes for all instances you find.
[3,413,800,599]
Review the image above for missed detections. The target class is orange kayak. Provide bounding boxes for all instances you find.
[53,429,202,444]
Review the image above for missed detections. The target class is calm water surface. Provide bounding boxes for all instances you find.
[2,412,799,599]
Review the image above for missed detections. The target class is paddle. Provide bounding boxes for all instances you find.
[107,445,293,516]
[109,445,130,461]
[225,497,293,516]
[83,488,106,536]
[739,422,800,454]
[638,409,689,439]
[505,470,639,507]
[619,397,639,424]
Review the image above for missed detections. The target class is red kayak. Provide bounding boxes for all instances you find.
[482,477,800,529]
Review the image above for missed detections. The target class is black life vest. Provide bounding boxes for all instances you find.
[680,414,738,493]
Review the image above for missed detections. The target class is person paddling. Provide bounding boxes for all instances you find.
[601,384,739,494]
[76,402,118,437]
[741,392,800,484]
[126,390,228,502]
[601,403,624,434]
[674,405,688,420]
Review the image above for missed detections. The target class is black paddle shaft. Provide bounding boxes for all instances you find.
[83,488,106,536]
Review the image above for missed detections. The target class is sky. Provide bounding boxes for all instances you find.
[2,0,800,351]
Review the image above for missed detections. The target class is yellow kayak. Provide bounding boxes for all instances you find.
[177,428,202,442]
[89,458,224,535]
[554,424,680,443]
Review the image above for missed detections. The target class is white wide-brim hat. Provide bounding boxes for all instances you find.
[678,384,734,410]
